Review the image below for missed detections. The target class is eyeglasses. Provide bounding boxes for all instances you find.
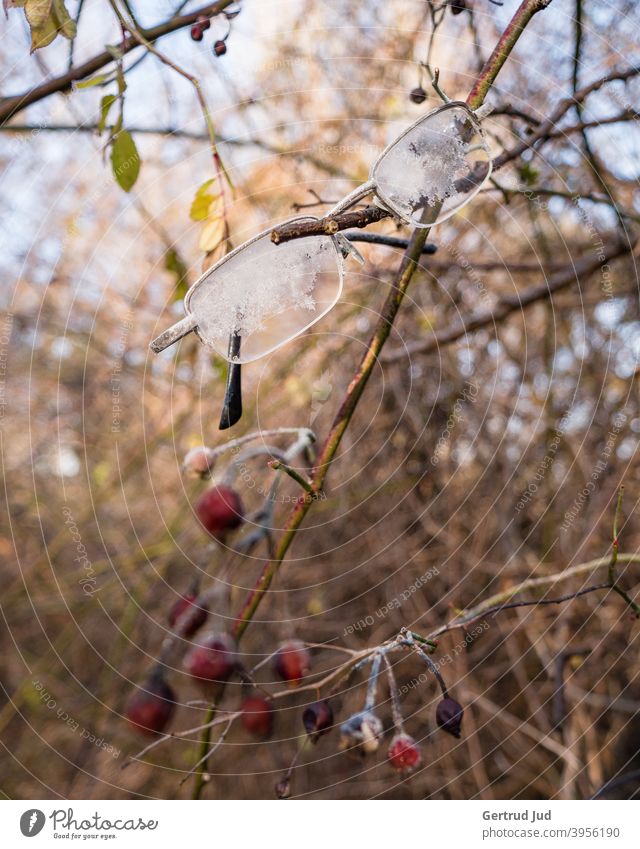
[150,101,492,423]
[151,102,491,359]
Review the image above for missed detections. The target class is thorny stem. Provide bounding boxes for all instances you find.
[465,0,553,111]
[231,0,556,643]
[191,0,556,797]
[191,704,217,799]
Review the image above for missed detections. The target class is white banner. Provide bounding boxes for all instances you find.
[0,800,637,848]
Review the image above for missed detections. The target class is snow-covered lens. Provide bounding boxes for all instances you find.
[185,227,343,364]
[372,103,491,227]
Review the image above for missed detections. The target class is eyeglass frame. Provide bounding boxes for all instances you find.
[150,99,492,357]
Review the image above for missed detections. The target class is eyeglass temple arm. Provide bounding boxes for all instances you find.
[326,179,376,217]
[149,314,198,354]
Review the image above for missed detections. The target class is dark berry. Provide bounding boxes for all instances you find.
[184,632,237,686]
[213,39,227,57]
[273,640,311,686]
[338,710,383,755]
[409,86,427,104]
[183,446,216,478]
[302,700,333,742]
[125,673,175,736]
[436,697,464,738]
[190,24,203,41]
[387,733,422,774]
[275,777,291,799]
[196,15,211,30]
[195,484,244,540]
[241,695,274,737]
[168,592,208,638]
[449,0,467,14]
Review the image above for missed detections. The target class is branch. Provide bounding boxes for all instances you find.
[493,64,640,172]
[427,553,640,640]
[0,1,234,125]
[230,0,556,643]
[271,205,390,244]
[270,0,556,247]
[381,238,630,362]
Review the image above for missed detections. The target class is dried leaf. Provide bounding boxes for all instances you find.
[29,11,57,51]
[24,0,51,28]
[52,0,75,39]
[198,216,225,253]
[110,130,140,192]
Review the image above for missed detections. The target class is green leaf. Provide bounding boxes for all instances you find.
[98,94,117,133]
[110,130,140,192]
[189,179,219,222]
[76,74,109,90]
[116,66,126,95]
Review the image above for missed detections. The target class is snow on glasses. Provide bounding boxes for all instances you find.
[150,101,492,425]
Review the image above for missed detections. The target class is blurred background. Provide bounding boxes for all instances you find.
[1,0,640,799]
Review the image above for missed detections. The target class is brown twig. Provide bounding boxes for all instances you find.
[271,205,390,244]
[381,238,630,362]
[0,2,235,126]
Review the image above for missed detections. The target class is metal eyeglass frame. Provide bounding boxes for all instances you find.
[149,100,492,427]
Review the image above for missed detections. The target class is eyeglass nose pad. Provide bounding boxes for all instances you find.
[335,234,365,265]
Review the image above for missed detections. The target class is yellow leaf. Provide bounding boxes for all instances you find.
[190,180,221,222]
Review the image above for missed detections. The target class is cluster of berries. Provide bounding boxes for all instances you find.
[338,696,463,777]
[125,637,326,737]
[189,10,235,56]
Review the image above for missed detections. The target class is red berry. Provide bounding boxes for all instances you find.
[213,39,227,56]
[387,733,422,774]
[190,24,203,41]
[196,15,211,30]
[436,697,464,738]
[241,695,274,737]
[302,700,333,742]
[195,484,244,540]
[409,86,427,104]
[184,632,237,686]
[168,593,208,638]
[273,640,311,686]
[125,674,175,736]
